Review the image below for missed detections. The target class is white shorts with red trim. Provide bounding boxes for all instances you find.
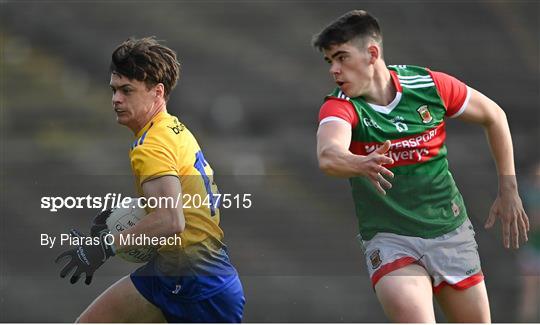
[358,218,484,293]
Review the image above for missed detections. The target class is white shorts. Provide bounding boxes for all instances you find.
[358,218,484,293]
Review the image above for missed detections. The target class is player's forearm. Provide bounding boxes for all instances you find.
[318,146,362,178]
[483,107,518,194]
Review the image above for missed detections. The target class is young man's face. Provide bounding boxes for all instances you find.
[109,73,158,131]
[323,41,373,98]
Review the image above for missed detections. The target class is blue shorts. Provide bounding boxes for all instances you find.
[131,260,245,322]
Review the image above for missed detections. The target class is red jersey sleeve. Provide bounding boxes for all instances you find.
[318,98,359,127]
[428,70,471,118]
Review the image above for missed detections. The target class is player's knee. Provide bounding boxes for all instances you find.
[376,277,434,322]
[383,296,432,322]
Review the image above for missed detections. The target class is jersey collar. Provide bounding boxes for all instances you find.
[135,110,169,138]
[366,70,402,115]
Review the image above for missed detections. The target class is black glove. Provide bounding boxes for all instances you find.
[55,228,115,285]
[90,208,113,237]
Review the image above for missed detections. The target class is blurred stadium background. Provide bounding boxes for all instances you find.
[1,1,539,322]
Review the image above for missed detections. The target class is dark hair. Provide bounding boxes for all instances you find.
[312,10,383,51]
[110,36,180,100]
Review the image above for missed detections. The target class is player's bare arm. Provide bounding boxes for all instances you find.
[112,175,185,253]
[458,88,530,249]
[317,120,394,194]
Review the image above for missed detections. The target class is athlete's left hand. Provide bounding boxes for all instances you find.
[484,190,529,249]
[90,208,112,237]
[55,228,115,285]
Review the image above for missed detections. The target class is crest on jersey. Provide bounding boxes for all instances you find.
[416,105,433,123]
[370,249,382,269]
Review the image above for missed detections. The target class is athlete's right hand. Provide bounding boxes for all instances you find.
[55,228,115,285]
[359,140,394,195]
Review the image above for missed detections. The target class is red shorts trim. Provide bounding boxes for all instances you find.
[433,272,484,294]
[371,256,417,287]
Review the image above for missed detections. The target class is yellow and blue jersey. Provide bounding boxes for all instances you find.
[129,110,223,250]
[128,111,241,304]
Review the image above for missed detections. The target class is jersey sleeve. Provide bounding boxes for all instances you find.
[318,98,358,127]
[130,133,179,186]
[428,70,471,118]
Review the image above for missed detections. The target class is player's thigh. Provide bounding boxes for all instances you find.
[375,263,435,323]
[77,275,166,323]
[435,280,490,323]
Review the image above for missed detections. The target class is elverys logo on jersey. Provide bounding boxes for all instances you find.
[416,105,433,123]
[351,123,446,168]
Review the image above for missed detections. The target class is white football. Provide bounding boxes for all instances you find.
[106,197,158,263]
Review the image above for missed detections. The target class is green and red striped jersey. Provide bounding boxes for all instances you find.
[319,65,471,240]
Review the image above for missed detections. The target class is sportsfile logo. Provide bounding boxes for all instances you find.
[41,193,140,212]
[41,193,253,212]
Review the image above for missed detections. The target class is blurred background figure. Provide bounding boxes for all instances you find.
[518,162,540,322]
